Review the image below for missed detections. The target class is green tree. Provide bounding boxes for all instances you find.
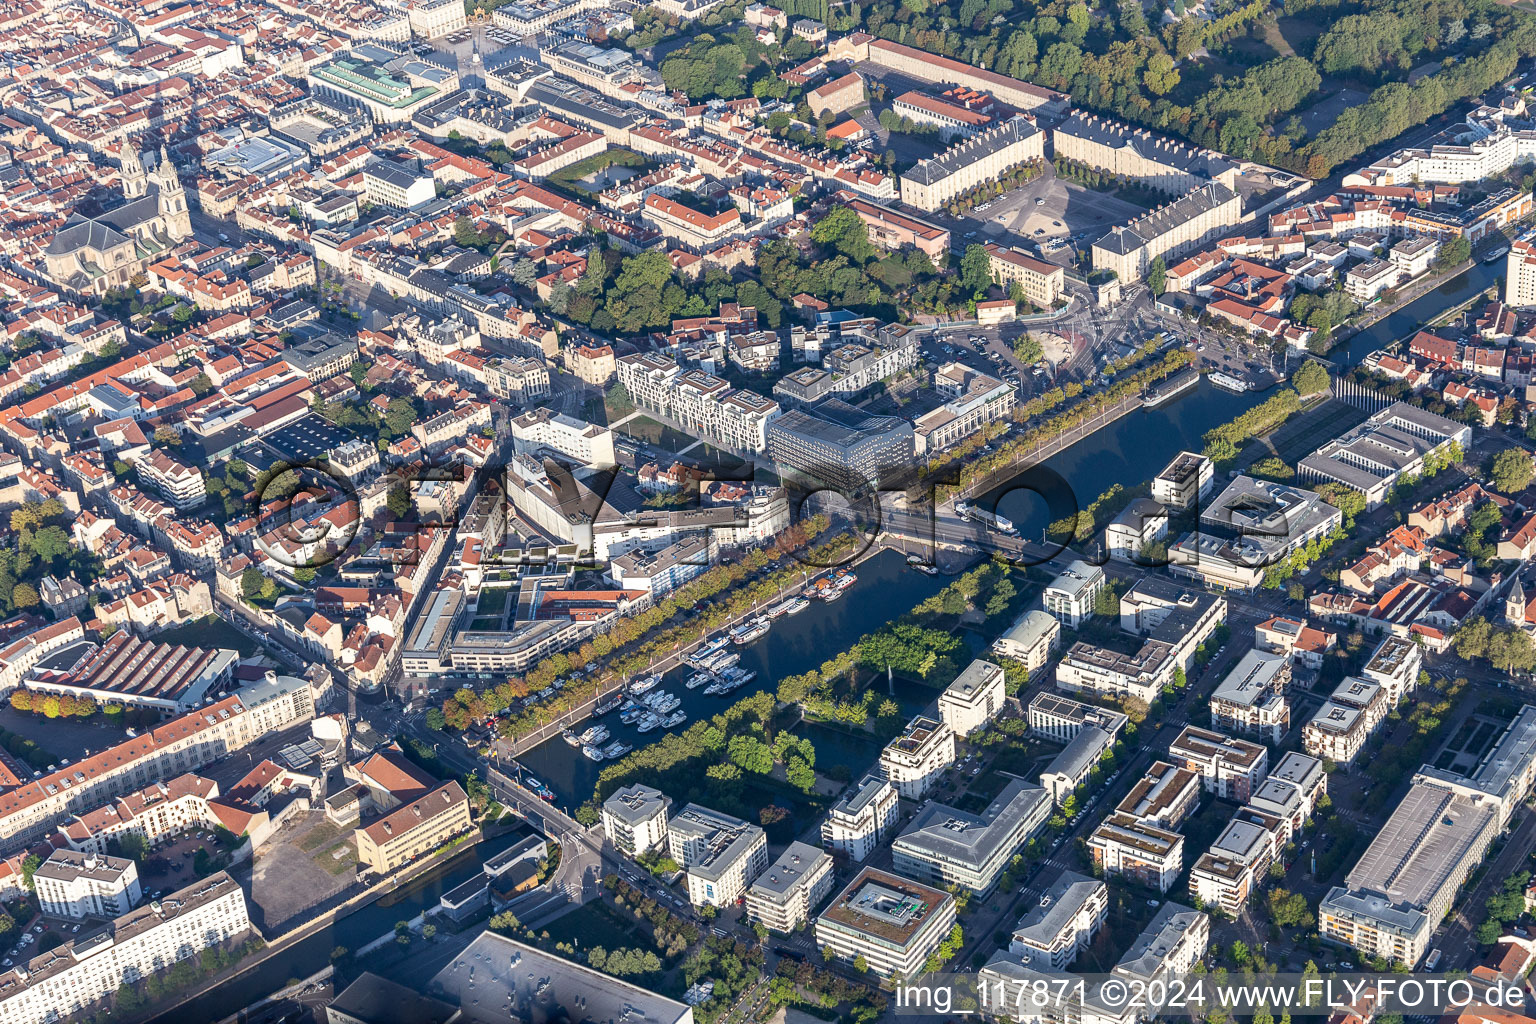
[960,244,992,297]
[1147,255,1166,295]
[387,484,412,520]
[1490,448,1534,494]
[1292,360,1330,396]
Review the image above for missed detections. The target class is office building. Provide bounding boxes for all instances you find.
[1042,560,1105,628]
[745,842,833,933]
[1039,725,1114,807]
[668,804,769,907]
[891,779,1051,893]
[1027,692,1128,744]
[355,781,474,876]
[1114,761,1201,830]
[1008,870,1108,971]
[428,931,694,1024]
[822,775,900,862]
[0,873,249,1024]
[602,783,672,857]
[362,160,436,210]
[814,867,957,977]
[1086,813,1184,892]
[33,850,140,920]
[1170,475,1343,592]
[1210,649,1291,742]
[879,715,957,799]
[993,610,1061,678]
[328,973,459,1024]
[765,401,914,494]
[1167,726,1269,802]
[1413,704,1536,828]
[1298,403,1472,511]
[1152,451,1213,511]
[938,658,1007,738]
[508,408,617,465]
[913,363,1014,456]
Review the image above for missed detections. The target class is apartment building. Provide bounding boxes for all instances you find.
[1167,726,1269,802]
[829,36,1069,116]
[33,850,140,920]
[892,90,993,139]
[899,116,1044,212]
[1086,813,1184,892]
[1152,450,1213,510]
[361,160,436,210]
[566,342,616,385]
[879,715,957,799]
[609,534,716,598]
[485,357,551,403]
[890,779,1051,893]
[1244,751,1326,846]
[601,783,671,857]
[509,408,617,465]
[1007,870,1108,971]
[1053,112,1238,193]
[615,354,782,453]
[744,842,833,933]
[0,673,314,845]
[1303,676,1387,765]
[814,867,957,977]
[822,774,900,862]
[1108,579,1222,672]
[355,781,474,876]
[1361,634,1422,706]
[983,244,1066,307]
[1113,902,1210,985]
[1027,692,1128,744]
[1039,725,1114,807]
[668,804,769,907]
[134,450,204,511]
[1210,649,1291,743]
[1188,813,1279,916]
[1055,638,1175,704]
[1042,560,1105,628]
[1320,779,1500,966]
[1114,761,1201,831]
[993,609,1061,677]
[938,658,1007,738]
[1092,182,1242,284]
[0,873,249,1024]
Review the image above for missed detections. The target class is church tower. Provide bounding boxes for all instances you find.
[152,146,192,240]
[1510,582,1529,627]
[120,147,148,200]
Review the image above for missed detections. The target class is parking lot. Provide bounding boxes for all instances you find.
[140,829,228,896]
[937,165,1157,267]
[2,918,70,971]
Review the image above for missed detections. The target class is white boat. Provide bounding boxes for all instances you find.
[911,562,938,576]
[629,675,660,695]
[582,744,606,761]
[783,597,811,615]
[732,616,771,645]
[1208,371,1249,393]
[580,724,610,745]
[1485,246,1510,263]
[635,712,661,733]
[562,730,581,747]
[690,637,730,662]
[686,673,711,689]
[620,706,644,724]
[604,740,632,758]
[652,694,681,713]
[661,710,687,728]
[703,651,739,672]
[833,569,857,589]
